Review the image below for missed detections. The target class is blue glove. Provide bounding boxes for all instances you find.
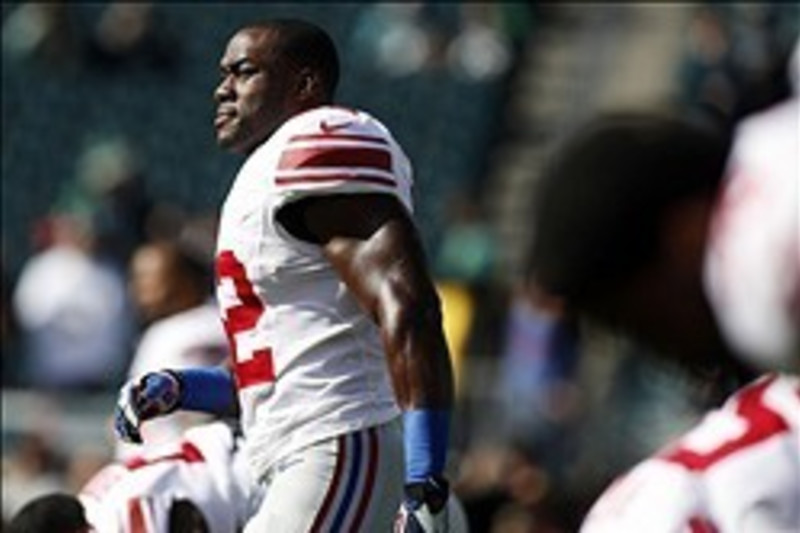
[114,371,181,444]
[396,409,453,532]
[395,475,451,533]
[114,367,236,444]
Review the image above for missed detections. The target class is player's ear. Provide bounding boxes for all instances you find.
[295,68,319,102]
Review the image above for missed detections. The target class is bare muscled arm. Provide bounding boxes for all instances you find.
[282,192,456,527]
[277,193,454,410]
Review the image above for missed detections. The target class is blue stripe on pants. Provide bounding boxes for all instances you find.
[330,432,362,531]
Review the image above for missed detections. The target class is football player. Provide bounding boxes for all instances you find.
[115,19,458,532]
[529,106,799,531]
[8,421,260,533]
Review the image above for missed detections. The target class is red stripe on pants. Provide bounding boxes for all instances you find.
[309,435,347,533]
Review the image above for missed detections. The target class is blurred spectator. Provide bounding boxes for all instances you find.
[487,502,535,533]
[127,237,212,328]
[446,4,513,82]
[12,209,135,391]
[63,449,109,498]
[724,4,794,117]
[453,444,509,532]
[2,3,81,71]
[70,136,157,268]
[680,5,796,124]
[116,233,228,459]
[435,196,497,285]
[452,282,582,532]
[2,432,68,521]
[435,195,499,398]
[349,3,436,77]
[85,2,179,74]
[679,6,738,119]
[2,3,179,75]
[497,282,581,483]
[349,3,527,81]
[454,436,581,532]
[1,258,23,386]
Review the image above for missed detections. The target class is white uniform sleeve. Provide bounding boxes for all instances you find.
[580,460,704,533]
[81,481,172,533]
[583,375,800,532]
[81,424,242,533]
[269,107,414,214]
[704,99,800,371]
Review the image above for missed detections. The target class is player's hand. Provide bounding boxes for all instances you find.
[394,475,450,533]
[114,371,182,444]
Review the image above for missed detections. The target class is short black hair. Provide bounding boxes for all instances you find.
[253,19,340,100]
[529,111,732,302]
[8,493,89,533]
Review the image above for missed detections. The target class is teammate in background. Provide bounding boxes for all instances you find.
[82,421,259,533]
[8,421,261,533]
[528,110,799,530]
[116,239,228,460]
[114,18,457,532]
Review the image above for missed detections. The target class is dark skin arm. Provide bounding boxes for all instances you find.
[277,193,454,410]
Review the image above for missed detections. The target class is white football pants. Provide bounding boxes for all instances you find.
[244,418,404,532]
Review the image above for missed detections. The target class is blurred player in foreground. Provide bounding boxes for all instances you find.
[703,39,799,373]
[8,421,261,533]
[529,64,799,530]
[114,18,461,532]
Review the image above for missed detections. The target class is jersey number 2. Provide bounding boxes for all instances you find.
[216,250,275,388]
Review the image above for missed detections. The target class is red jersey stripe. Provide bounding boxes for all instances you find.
[289,133,388,144]
[275,173,396,188]
[128,498,149,533]
[234,348,275,389]
[662,377,789,471]
[278,146,391,173]
[688,516,719,533]
[310,434,347,533]
[124,442,206,470]
[216,250,264,332]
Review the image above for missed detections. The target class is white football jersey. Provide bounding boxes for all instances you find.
[80,422,261,533]
[215,106,410,477]
[704,96,799,371]
[581,374,800,532]
[116,303,229,460]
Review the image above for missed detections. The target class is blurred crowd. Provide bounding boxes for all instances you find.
[2,3,797,532]
[678,3,796,124]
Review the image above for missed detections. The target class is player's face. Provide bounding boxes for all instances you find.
[214,28,296,155]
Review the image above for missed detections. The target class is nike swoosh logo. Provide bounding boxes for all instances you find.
[320,119,353,133]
